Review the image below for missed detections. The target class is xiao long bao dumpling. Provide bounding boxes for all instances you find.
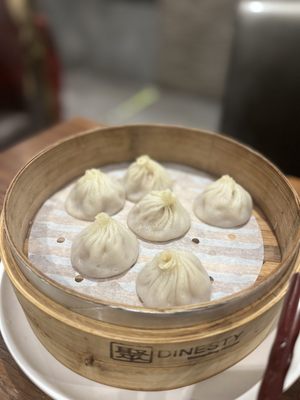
[124,155,173,202]
[127,189,191,241]
[193,175,253,228]
[65,169,125,221]
[136,250,212,308]
[71,213,139,279]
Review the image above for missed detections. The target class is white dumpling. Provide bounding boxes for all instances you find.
[71,213,139,278]
[127,189,191,241]
[124,155,172,202]
[65,169,125,221]
[136,250,212,308]
[193,175,253,228]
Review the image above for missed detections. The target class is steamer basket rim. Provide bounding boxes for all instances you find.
[2,124,300,315]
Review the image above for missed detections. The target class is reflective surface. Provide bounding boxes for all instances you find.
[221,0,300,175]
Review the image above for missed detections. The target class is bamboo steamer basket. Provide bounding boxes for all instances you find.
[1,124,300,390]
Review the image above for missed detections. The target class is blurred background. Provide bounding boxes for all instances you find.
[0,0,299,174]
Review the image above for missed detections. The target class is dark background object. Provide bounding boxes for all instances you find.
[0,0,61,149]
[220,0,300,175]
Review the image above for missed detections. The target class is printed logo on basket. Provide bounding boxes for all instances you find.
[157,331,244,361]
[110,331,243,364]
[110,342,153,363]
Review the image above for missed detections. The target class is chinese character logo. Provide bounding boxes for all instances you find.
[110,342,153,363]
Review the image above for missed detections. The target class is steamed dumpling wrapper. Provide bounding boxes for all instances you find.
[193,175,253,228]
[124,155,173,202]
[136,250,212,307]
[65,169,125,221]
[127,189,191,241]
[71,213,139,278]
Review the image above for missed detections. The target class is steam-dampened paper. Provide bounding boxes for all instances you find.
[28,164,264,306]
